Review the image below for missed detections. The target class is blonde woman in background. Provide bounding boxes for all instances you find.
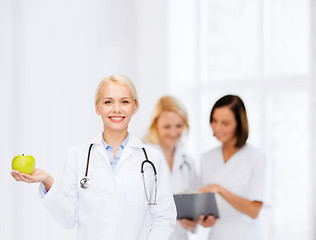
[144,95,199,240]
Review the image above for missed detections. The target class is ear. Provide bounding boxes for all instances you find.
[132,100,138,115]
[95,102,101,115]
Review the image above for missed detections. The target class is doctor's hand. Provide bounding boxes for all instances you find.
[199,184,221,194]
[198,215,217,228]
[178,219,198,231]
[11,168,54,191]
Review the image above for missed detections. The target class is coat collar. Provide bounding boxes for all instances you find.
[89,132,145,149]
[88,132,146,170]
[150,143,187,170]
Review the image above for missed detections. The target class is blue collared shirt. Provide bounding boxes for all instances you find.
[102,134,129,171]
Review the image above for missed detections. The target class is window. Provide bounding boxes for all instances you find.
[167,0,311,239]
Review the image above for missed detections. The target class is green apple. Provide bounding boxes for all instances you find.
[12,154,35,175]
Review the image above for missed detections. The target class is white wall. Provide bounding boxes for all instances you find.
[132,0,168,137]
[310,1,316,239]
[0,1,168,239]
[0,1,15,239]
[166,0,314,239]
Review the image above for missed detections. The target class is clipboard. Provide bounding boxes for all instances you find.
[173,192,220,220]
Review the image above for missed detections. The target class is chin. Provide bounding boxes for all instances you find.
[105,124,128,132]
[167,141,178,147]
[216,137,225,143]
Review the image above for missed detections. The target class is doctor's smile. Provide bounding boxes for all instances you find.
[109,116,125,122]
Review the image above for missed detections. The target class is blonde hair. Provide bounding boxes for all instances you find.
[144,96,189,144]
[95,74,139,110]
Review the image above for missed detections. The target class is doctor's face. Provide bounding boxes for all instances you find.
[156,111,185,149]
[211,106,237,146]
[95,82,137,133]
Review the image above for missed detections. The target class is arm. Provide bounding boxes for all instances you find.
[39,149,79,229]
[200,184,262,219]
[148,152,177,240]
[179,157,199,231]
[10,153,79,228]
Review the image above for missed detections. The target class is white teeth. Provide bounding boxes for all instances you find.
[111,117,123,120]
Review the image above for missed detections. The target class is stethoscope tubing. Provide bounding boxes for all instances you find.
[141,148,157,205]
[179,155,191,171]
[85,143,94,176]
[80,144,158,205]
[80,143,94,189]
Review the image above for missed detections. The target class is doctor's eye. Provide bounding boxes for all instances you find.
[163,125,171,129]
[122,100,130,104]
[222,121,231,126]
[104,100,112,105]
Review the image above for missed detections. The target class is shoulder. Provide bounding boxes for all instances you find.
[199,146,222,169]
[143,143,162,156]
[201,146,221,159]
[138,142,168,172]
[68,133,102,153]
[128,134,164,160]
[144,142,161,152]
[239,144,265,159]
[175,144,194,164]
[239,144,268,167]
[65,133,104,160]
[68,142,91,157]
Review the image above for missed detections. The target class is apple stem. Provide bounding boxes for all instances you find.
[22,154,24,156]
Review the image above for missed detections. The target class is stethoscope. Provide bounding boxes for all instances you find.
[80,144,158,205]
[179,154,191,171]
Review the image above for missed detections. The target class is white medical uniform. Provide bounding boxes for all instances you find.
[200,144,270,240]
[40,133,176,240]
[151,144,198,240]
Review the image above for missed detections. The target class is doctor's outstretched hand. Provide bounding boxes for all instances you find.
[11,168,54,191]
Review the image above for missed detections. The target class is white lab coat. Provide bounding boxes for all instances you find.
[150,144,198,240]
[200,144,271,240]
[40,133,177,240]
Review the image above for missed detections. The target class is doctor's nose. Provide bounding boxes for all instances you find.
[211,123,220,132]
[113,102,121,112]
[170,127,180,137]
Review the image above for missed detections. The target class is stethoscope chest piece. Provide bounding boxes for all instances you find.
[80,143,94,189]
[80,177,90,189]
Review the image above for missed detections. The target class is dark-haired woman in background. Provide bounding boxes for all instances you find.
[199,95,270,240]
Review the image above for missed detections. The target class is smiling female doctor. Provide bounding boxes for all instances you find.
[144,96,199,240]
[10,74,177,240]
